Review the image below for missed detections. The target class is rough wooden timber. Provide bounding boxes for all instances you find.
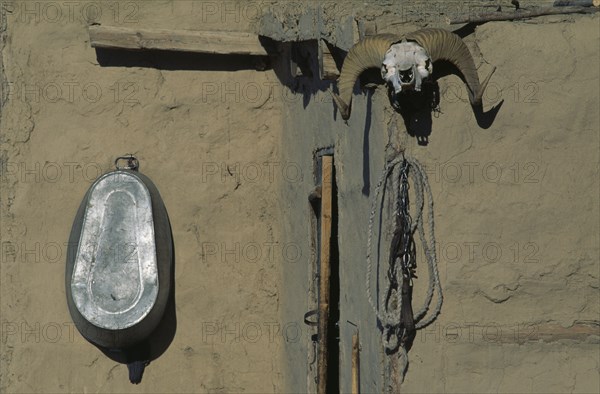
[317,155,333,394]
[88,25,269,56]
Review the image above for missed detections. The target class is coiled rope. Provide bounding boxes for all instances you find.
[366,150,443,384]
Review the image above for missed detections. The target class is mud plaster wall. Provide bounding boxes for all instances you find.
[0,1,598,394]
[271,2,600,394]
[1,1,285,392]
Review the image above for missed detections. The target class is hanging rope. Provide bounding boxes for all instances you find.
[365,149,443,384]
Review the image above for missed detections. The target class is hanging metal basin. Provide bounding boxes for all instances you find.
[66,161,172,349]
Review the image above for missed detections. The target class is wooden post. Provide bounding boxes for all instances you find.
[319,39,340,81]
[317,155,333,394]
[352,332,360,394]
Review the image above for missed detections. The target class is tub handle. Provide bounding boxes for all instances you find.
[115,155,139,171]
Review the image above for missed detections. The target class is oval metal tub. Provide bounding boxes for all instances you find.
[66,169,172,349]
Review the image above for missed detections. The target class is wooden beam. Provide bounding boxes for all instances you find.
[448,5,599,24]
[317,155,333,394]
[88,25,269,56]
[554,0,600,6]
[448,7,598,25]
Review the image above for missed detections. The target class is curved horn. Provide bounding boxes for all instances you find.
[405,28,495,106]
[332,34,399,120]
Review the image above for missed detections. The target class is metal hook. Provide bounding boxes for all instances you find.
[115,155,139,171]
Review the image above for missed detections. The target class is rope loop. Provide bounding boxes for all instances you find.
[365,150,444,383]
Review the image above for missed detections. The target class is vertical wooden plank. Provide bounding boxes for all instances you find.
[352,332,360,394]
[319,39,340,81]
[317,155,333,394]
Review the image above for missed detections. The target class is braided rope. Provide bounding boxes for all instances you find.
[366,154,404,326]
[397,346,409,384]
[410,159,443,328]
[365,150,443,383]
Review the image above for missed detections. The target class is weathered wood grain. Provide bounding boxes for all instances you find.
[88,25,269,56]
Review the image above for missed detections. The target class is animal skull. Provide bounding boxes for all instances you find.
[331,29,496,120]
[381,41,432,93]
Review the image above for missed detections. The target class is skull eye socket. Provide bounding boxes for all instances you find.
[399,69,414,83]
[381,65,388,78]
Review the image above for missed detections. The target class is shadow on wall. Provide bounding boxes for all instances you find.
[95,48,271,71]
[269,39,334,111]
